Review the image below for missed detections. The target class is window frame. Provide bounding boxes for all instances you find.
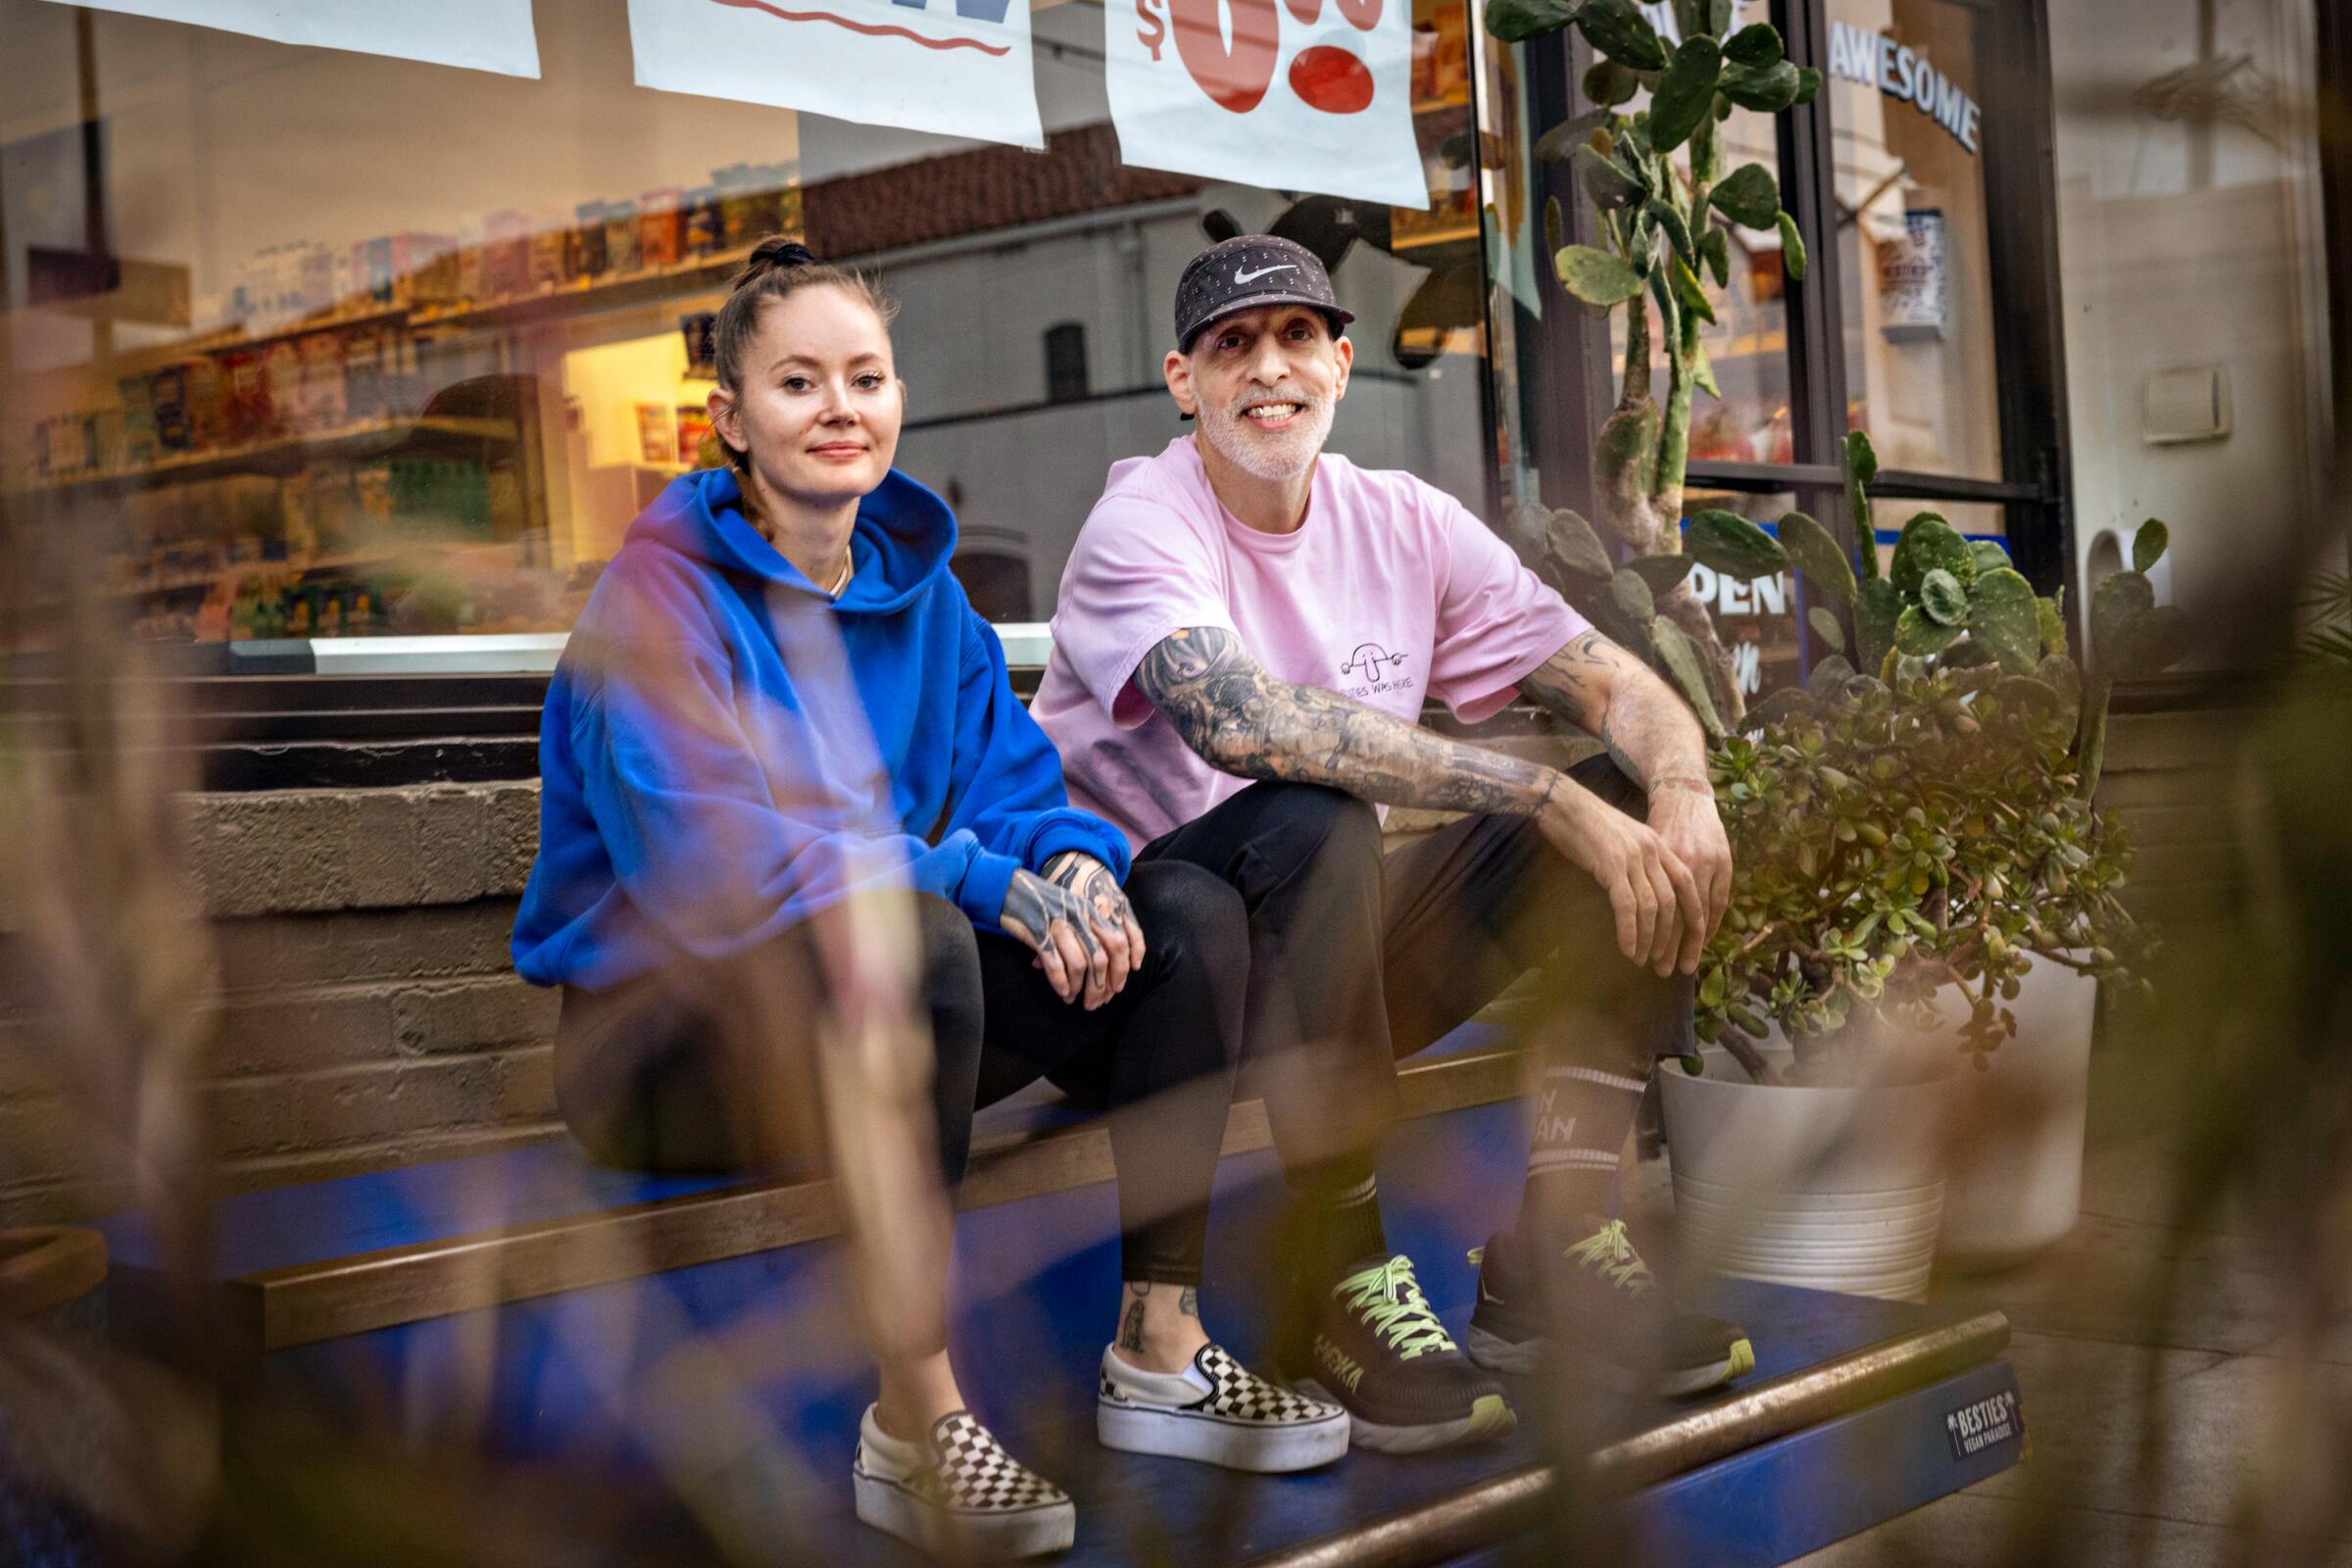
[1517,0,2076,665]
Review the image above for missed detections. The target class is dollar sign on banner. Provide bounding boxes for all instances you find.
[1168,0,1281,113]
[1135,0,1166,61]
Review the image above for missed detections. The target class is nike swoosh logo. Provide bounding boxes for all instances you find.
[1235,264,1299,285]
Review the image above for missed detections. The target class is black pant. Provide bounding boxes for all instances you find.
[552,860,1248,1285]
[1136,759,1693,1201]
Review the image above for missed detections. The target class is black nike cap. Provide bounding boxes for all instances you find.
[1173,234,1354,356]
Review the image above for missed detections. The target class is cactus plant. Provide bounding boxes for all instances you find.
[1490,0,1822,729]
[1797,434,2186,797]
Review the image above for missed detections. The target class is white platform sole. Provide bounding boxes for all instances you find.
[853,1469,1075,1559]
[1098,1398,1351,1472]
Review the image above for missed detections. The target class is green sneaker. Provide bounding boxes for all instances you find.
[1465,1219,1756,1396]
[1282,1253,1517,1453]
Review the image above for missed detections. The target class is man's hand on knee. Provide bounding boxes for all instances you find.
[1645,778,1732,975]
[1533,775,1708,978]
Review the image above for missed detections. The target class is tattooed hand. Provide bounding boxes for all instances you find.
[1044,851,1147,1001]
[1001,859,1130,1009]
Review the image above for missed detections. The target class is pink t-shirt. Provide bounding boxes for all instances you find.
[1032,435,1588,851]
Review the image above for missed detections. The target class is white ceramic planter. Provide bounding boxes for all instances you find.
[1936,956,2100,1270]
[1661,1044,1954,1302]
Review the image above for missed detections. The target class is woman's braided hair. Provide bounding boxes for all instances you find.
[711,236,899,471]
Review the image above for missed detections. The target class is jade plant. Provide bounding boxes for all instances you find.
[1693,441,2188,1083]
[1486,0,1820,728]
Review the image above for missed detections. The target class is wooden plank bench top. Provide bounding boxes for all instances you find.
[105,1023,1523,1354]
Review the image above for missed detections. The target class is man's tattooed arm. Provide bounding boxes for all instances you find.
[1516,629,1713,799]
[1132,626,1564,816]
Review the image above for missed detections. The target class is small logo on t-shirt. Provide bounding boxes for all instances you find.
[1339,642,1415,699]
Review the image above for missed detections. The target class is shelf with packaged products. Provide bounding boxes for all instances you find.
[7,415,519,502]
[101,303,417,377]
[13,551,420,624]
[31,245,760,387]
[409,247,755,335]
[98,551,411,605]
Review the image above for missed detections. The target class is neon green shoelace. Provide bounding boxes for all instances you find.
[1333,1254,1456,1359]
[1565,1219,1656,1295]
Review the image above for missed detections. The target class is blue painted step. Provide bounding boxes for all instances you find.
[242,1096,2020,1566]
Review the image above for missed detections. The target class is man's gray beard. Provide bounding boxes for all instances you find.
[1199,393,1335,482]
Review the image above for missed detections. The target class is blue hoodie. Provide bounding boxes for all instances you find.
[513,465,1131,992]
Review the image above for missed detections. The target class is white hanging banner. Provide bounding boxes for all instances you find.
[40,0,540,77]
[628,0,1044,151]
[1106,0,1427,209]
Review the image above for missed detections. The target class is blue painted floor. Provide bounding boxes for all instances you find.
[239,1093,2014,1565]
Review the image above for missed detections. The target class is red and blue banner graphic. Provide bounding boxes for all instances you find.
[1105,0,1428,206]
[629,0,1045,149]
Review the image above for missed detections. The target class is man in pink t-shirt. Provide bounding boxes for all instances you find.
[1033,236,1753,1450]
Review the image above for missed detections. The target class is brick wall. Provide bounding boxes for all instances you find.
[0,783,563,1226]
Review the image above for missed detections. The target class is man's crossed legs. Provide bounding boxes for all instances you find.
[1140,756,1752,1448]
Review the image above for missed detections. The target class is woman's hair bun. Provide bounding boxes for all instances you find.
[746,237,816,275]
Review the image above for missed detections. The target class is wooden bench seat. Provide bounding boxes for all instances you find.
[105,1022,1524,1356]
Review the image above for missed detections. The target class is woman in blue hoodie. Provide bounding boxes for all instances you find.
[512,240,1348,1557]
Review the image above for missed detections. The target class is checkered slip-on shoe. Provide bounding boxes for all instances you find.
[1098,1343,1350,1472]
[853,1405,1075,1559]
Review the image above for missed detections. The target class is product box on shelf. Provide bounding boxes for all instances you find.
[683,187,724,258]
[297,331,349,431]
[484,210,533,299]
[351,235,404,307]
[341,326,389,422]
[149,366,194,454]
[264,341,304,437]
[713,164,776,251]
[640,187,685,268]
[220,349,272,445]
[680,311,719,379]
[527,220,568,293]
[453,227,487,305]
[569,202,611,283]
[637,402,678,466]
[605,202,642,275]
[118,375,160,466]
[184,358,229,453]
[676,404,715,467]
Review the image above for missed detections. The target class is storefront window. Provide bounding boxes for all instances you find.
[1826,0,2005,490]
[1,0,1502,652]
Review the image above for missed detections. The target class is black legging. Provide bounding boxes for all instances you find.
[552,860,1248,1285]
